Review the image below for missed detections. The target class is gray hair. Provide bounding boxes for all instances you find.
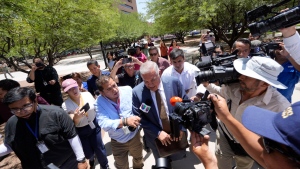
[140,61,159,76]
[169,48,185,60]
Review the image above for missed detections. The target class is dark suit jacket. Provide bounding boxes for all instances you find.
[132,76,188,141]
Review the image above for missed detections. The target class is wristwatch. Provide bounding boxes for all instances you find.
[77,157,86,163]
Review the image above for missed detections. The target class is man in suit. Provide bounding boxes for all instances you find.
[132,61,188,163]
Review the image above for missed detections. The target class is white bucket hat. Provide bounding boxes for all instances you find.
[233,56,287,89]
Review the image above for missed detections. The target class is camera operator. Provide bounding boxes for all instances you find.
[273,43,300,102]
[26,58,63,106]
[133,46,147,70]
[232,38,251,58]
[190,94,300,169]
[202,56,290,169]
[110,57,143,89]
[281,25,300,65]
[95,75,144,169]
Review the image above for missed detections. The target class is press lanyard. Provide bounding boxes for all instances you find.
[25,112,39,140]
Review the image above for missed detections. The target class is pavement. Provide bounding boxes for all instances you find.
[1,45,300,169]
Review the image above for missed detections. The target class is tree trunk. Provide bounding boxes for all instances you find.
[100,41,108,69]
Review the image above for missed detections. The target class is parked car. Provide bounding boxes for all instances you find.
[190,30,200,36]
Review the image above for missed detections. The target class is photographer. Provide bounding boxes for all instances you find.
[110,57,143,88]
[190,94,300,169]
[202,56,290,169]
[26,58,63,106]
[232,38,251,58]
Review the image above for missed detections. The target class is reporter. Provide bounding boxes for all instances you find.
[191,94,300,169]
[61,79,109,169]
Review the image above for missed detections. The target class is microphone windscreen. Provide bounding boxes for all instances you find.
[170,96,182,106]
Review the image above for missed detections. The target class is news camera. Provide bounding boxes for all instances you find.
[113,50,127,61]
[246,0,300,36]
[195,52,240,85]
[170,100,218,136]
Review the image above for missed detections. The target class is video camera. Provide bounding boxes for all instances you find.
[113,50,127,61]
[169,98,218,136]
[199,41,216,56]
[250,42,282,58]
[246,0,300,36]
[195,52,240,85]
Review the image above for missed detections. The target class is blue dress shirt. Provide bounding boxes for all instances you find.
[95,86,139,143]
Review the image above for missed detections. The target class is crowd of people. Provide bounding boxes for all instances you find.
[0,24,299,169]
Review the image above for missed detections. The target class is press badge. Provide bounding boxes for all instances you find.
[43,81,48,86]
[89,121,96,129]
[36,141,49,153]
[122,126,130,135]
[47,163,59,169]
[47,163,60,169]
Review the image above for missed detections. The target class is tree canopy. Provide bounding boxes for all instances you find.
[147,0,281,47]
[0,0,120,72]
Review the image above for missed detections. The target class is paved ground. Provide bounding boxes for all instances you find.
[1,45,299,169]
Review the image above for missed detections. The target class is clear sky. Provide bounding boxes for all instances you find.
[136,0,149,15]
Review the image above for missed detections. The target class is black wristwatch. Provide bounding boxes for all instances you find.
[77,157,86,163]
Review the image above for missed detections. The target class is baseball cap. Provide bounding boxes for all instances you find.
[233,56,287,89]
[62,79,78,92]
[242,102,300,156]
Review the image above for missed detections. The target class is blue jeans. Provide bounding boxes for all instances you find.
[76,119,108,168]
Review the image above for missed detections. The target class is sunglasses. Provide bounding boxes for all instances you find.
[149,53,158,56]
[262,137,300,164]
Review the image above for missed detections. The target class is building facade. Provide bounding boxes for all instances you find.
[118,0,137,13]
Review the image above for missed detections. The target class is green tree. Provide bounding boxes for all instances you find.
[110,12,148,50]
[147,0,200,44]
[0,0,119,73]
[147,0,281,47]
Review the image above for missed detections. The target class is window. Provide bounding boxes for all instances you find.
[127,0,132,2]
[121,10,131,14]
[120,4,133,10]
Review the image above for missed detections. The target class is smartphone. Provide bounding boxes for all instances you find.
[80,103,90,112]
[122,57,132,64]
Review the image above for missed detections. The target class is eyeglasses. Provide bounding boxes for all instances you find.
[10,103,34,114]
[124,65,134,69]
[262,137,300,164]
[149,53,158,56]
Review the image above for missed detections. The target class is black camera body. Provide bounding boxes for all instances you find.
[127,47,137,56]
[113,50,128,61]
[246,1,300,36]
[170,101,217,136]
[195,53,240,85]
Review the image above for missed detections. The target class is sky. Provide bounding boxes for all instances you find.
[136,0,150,15]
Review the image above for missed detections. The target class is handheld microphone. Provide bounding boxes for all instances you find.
[128,99,152,131]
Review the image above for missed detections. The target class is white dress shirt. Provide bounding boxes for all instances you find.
[150,81,170,127]
[162,62,198,98]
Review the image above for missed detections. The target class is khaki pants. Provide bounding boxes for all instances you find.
[111,130,144,169]
[215,129,254,169]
